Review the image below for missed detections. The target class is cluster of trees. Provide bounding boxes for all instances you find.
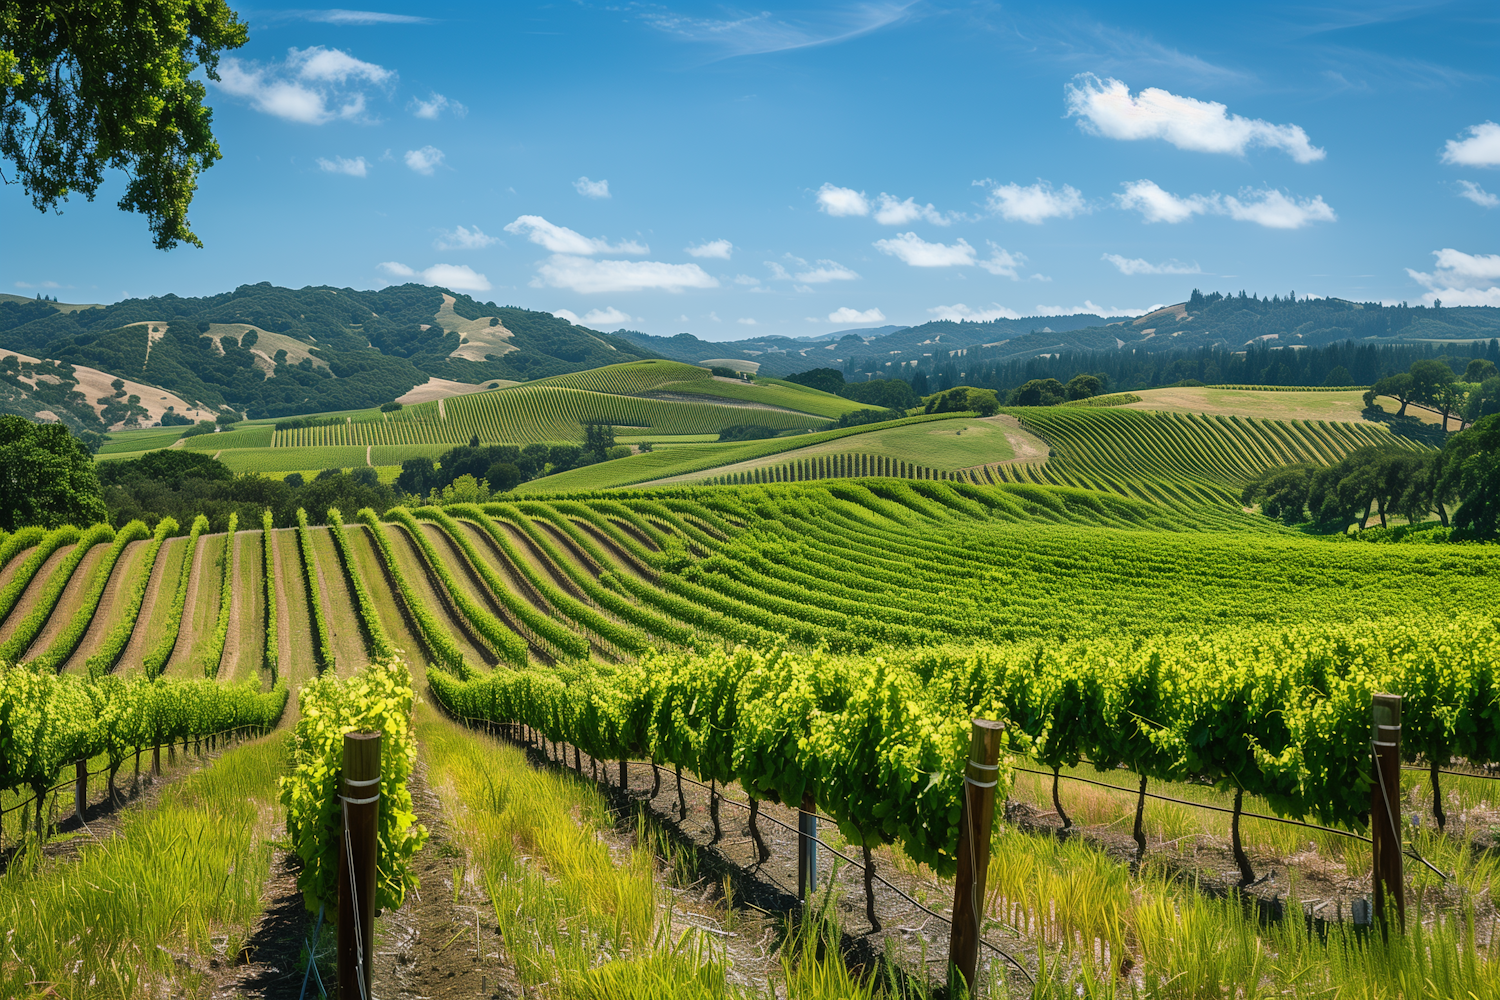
[923,387,1000,415]
[1241,413,1500,539]
[781,368,920,410]
[1366,358,1500,429]
[1000,374,1104,407]
[879,338,1500,402]
[397,425,629,497]
[98,451,399,532]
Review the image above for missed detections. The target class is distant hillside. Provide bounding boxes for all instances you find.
[0,283,659,428]
[798,292,1500,380]
[616,326,911,376]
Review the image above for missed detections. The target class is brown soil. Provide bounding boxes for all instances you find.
[458,520,553,614]
[0,543,75,643]
[118,534,186,676]
[308,526,370,677]
[345,525,428,668]
[22,540,109,661]
[217,531,244,681]
[0,543,38,592]
[534,520,603,582]
[417,522,551,662]
[217,758,503,1000]
[273,529,319,689]
[571,519,653,579]
[383,521,498,669]
[166,532,221,677]
[59,537,150,672]
[232,531,267,682]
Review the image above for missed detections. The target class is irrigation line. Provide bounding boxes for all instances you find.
[1401,765,1500,781]
[1017,765,1450,881]
[437,706,1034,985]
[0,724,267,821]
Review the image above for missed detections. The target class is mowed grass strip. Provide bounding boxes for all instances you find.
[272,528,320,691]
[307,525,369,677]
[164,533,225,677]
[343,523,428,666]
[231,529,266,682]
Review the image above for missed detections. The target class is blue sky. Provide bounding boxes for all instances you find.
[4,1,1499,340]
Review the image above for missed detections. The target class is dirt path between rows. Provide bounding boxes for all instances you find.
[0,543,76,643]
[61,538,150,673]
[118,535,184,675]
[217,758,499,1000]
[23,541,109,661]
[165,532,213,676]
[218,530,243,681]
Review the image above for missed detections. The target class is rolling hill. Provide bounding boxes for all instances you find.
[0,283,661,430]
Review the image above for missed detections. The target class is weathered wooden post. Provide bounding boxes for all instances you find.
[338,731,381,1000]
[949,719,1004,990]
[74,759,88,822]
[1371,694,1404,931]
[798,792,818,900]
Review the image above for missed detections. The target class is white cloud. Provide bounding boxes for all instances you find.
[574,176,611,199]
[873,193,952,226]
[1117,180,1335,229]
[409,92,466,119]
[533,256,718,294]
[978,244,1028,279]
[555,306,634,328]
[217,46,393,124]
[1033,301,1158,318]
[1065,74,1324,163]
[1457,180,1499,208]
[686,239,734,259]
[1442,123,1500,168]
[503,215,647,255]
[377,261,491,291]
[1222,189,1336,229]
[737,317,758,325]
[733,274,761,286]
[1407,248,1500,306]
[404,146,444,175]
[292,9,432,24]
[816,183,869,216]
[984,180,1086,224]
[1102,253,1202,275]
[765,261,791,280]
[795,260,859,283]
[828,306,885,323]
[640,5,909,59]
[874,232,976,267]
[433,225,497,251]
[316,155,368,177]
[1116,180,1214,223]
[928,303,1022,322]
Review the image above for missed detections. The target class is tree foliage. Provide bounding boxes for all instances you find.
[0,0,247,249]
[0,414,104,529]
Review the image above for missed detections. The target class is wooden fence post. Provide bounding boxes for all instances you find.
[75,759,88,822]
[1372,693,1404,932]
[338,731,381,1000]
[798,792,818,901]
[948,719,1004,991]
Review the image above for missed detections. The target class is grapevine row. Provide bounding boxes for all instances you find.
[85,518,178,679]
[295,508,335,673]
[325,508,395,660]
[262,509,279,683]
[355,508,473,678]
[201,513,238,678]
[145,515,208,678]
[0,523,115,664]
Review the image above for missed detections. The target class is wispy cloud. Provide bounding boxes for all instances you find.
[796,260,859,283]
[686,239,734,259]
[409,92,465,119]
[316,155,368,177]
[982,179,1087,224]
[829,306,886,323]
[533,256,719,294]
[874,232,975,267]
[281,9,433,25]
[504,216,647,255]
[1102,253,1202,275]
[1457,181,1499,209]
[404,146,444,174]
[216,46,394,124]
[928,303,1021,322]
[1066,74,1324,162]
[641,2,914,59]
[377,261,491,291]
[433,225,497,251]
[737,317,758,325]
[554,306,635,328]
[574,176,611,199]
[816,183,869,216]
[1442,122,1500,168]
[1407,248,1500,307]
[1116,180,1335,229]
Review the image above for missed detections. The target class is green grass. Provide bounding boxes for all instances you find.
[179,425,275,450]
[0,734,287,998]
[218,445,371,473]
[97,427,186,454]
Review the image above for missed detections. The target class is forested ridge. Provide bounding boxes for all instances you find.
[0,283,659,423]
